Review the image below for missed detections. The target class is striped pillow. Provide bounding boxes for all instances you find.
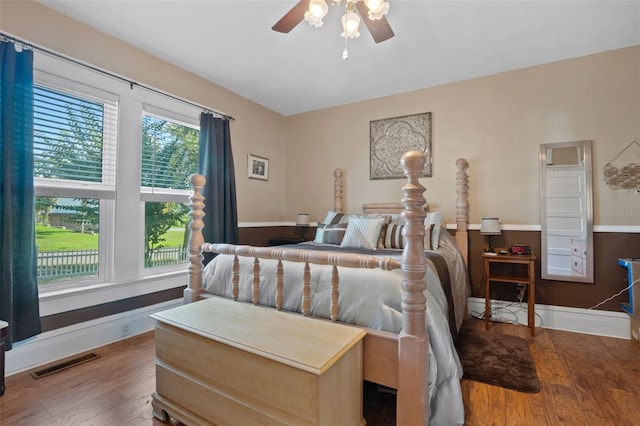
[314,222,348,245]
[425,212,443,249]
[383,222,405,249]
[383,222,435,250]
[321,211,350,225]
[340,216,386,250]
[376,215,393,249]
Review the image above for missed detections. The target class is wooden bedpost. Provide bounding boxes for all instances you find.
[397,151,429,425]
[334,168,343,213]
[185,173,206,304]
[455,158,470,266]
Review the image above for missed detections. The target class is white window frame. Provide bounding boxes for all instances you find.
[140,105,200,274]
[33,71,118,292]
[33,52,201,298]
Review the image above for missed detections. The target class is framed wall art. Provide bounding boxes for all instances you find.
[248,154,269,181]
[370,112,432,180]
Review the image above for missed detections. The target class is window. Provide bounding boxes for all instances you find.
[33,52,203,296]
[35,196,100,285]
[33,83,117,286]
[141,110,199,269]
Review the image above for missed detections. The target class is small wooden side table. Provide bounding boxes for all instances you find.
[484,253,537,336]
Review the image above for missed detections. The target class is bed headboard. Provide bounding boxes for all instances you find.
[332,158,470,266]
[362,203,416,215]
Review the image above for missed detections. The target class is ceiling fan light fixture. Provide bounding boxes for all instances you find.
[341,10,361,39]
[364,0,389,20]
[304,0,329,27]
[273,0,394,58]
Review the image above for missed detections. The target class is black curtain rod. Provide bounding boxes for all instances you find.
[1,32,235,121]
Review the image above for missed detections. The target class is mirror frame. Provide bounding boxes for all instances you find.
[539,140,594,283]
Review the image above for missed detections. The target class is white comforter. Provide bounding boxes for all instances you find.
[202,231,469,425]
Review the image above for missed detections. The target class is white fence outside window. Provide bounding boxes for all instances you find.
[36,246,189,283]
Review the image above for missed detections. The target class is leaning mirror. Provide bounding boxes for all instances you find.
[539,140,594,283]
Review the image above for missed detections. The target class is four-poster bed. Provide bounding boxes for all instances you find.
[152,151,471,425]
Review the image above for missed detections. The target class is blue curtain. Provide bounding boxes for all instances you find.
[199,113,238,264]
[0,41,41,350]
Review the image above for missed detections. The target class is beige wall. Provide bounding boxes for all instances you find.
[285,46,640,228]
[1,0,288,222]
[2,1,639,228]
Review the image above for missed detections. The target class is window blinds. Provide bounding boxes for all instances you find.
[140,111,199,201]
[33,84,117,198]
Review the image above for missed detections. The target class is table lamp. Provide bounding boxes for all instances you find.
[480,217,501,253]
[296,213,310,241]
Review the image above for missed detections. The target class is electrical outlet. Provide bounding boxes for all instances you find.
[122,323,130,336]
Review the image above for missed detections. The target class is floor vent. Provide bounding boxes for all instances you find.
[30,352,101,379]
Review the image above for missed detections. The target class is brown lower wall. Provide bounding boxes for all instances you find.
[467,229,640,312]
[40,287,185,332]
[41,226,639,332]
[238,226,303,246]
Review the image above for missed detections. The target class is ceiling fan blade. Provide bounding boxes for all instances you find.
[355,1,395,43]
[272,0,310,33]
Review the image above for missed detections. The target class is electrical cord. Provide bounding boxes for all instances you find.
[587,277,640,310]
[471,273,544,327]
[477,298,545,327]
[474,272,640,327]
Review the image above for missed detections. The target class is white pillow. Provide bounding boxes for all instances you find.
[425,212,443,249]
[340,216,386,250]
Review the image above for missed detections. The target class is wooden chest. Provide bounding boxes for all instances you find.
[151,297,366,426]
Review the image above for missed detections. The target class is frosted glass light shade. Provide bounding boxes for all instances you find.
[364,0,389,20]
[364,0,382,10]
[341,11,361,38]
[305,0,328,27]
[480,217,501,235]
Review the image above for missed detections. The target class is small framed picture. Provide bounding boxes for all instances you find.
[248,154,269,181]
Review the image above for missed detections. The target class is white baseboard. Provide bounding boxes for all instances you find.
[5,298,183,376]
[467,297,631,339]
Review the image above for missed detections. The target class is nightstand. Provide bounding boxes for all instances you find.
[484,252,537,336]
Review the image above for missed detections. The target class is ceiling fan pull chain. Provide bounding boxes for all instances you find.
[343,38,349,60]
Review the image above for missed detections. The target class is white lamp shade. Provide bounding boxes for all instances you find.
[480,217,501,235]
[296,213,310,226]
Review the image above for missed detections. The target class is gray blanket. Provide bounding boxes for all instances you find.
[202,231,469,425]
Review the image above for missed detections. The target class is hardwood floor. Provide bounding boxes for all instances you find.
[1,318,639,425]
[461,318,640,426]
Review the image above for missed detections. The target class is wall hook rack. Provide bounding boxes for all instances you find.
[603,140,640,190]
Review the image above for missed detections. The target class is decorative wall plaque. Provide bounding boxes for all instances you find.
[370,112,432,180]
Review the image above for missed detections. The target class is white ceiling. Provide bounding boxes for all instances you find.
[38,1,640,116]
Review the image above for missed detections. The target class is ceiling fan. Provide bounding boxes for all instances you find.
[272,0,394,44]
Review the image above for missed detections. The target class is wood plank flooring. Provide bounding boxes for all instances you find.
[1,317,638,425]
